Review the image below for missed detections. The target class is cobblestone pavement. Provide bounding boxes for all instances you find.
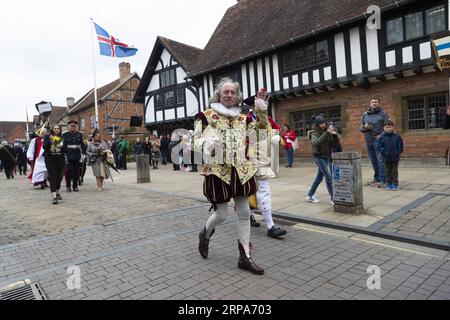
[372,194,450,244]
[0,166,449,300]
[0,205,449,300]
[401,183,450,193]
[0,173,203,245]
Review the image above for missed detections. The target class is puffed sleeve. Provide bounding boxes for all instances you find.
[27,138,35,160]
[193,112,207,152]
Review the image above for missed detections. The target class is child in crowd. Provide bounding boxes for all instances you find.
[378,120,404,191]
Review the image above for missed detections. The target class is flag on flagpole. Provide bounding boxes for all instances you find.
[433,36,450,58]
[93,22,138,57]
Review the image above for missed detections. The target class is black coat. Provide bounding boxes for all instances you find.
[134,142,144,155]
[159,137,169,157]
[62,131,85,161]
[443,115,450,130]
[14,146,27,165]
[0,145,17,167]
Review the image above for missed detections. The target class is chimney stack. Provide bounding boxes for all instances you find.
[66,97,75,107]
[119,62,131,80]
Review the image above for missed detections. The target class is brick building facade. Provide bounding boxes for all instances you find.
[69,63,145,140]
[275,71,450,158]
[0,122,33,143]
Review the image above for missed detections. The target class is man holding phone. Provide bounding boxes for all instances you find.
[360,97,389,187]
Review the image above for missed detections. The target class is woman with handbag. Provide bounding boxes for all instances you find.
[282,124,297,168]
[43,125,65,204]
[86,129,110,191]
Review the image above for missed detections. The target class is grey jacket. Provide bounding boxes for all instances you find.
[359,107,389,142]
[86,140,110,178]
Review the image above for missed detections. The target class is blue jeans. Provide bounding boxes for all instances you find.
[285,148,294,167]
[308,157,333,198]
[366,139,385,183]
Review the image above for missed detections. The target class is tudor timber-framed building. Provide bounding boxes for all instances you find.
[135,0,450,158]
[135,37,202,135]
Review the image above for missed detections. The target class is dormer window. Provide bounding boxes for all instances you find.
[160,69,176,88]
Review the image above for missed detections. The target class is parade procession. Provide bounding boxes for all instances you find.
[0,0,450,305]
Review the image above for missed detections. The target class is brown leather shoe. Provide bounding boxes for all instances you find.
[198,227,214,259]
[237,240,264,275]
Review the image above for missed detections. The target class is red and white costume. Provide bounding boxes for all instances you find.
[27,136,47,185]
[247,102,283,232]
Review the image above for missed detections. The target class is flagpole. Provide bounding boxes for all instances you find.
[90,18,100,130]
[25,108,29,142]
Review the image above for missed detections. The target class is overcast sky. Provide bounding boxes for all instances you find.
[0,0,237,122]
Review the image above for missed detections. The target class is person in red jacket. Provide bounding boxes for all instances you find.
[282,125,297,168]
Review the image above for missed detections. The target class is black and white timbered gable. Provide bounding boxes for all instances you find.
[134,36,202,133]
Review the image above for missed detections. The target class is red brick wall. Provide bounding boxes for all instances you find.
[274,71,450,158]
[70,77,146,140]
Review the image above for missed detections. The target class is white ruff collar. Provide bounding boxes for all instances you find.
[210,103,241,118]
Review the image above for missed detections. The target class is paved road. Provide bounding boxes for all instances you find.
[0,203,449,300]
[0,168,449,300]
[0,172,202,245]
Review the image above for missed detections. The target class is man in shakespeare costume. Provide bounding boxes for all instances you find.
[194,78,264,275]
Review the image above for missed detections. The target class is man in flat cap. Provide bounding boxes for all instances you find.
[63,120,86,192]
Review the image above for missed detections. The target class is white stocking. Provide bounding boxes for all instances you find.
[205,202,228,238]
[234,196,251,258]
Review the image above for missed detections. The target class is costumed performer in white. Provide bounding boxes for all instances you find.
[246,90,287,238]
[27,128,48,188]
